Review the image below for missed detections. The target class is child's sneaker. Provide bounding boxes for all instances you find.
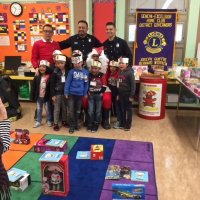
[87,125,92,132]
[53,124,59,131]
[91,124,99,133]
[113,121,124,129]
[47,121,52,127]
[124,125,131,131]
[69,127,74,134]
[33,122,41,128]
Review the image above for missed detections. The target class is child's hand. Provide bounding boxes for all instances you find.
[116,96,119,101]
[52,96,56,103]
[0,98,7,120]
[65,95,68,99]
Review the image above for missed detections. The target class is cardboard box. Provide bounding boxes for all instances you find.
[10,173,31,192]
[41,155,69,196]
[34,139,67,153]
[90,144,104,160]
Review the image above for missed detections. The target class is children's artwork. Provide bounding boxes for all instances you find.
[0,36,10,46]
[30,24,42,35]
[39,151,64,162]
[44,13,55,23]
[31,36,43,46]
[76,151,91,159]
[112,184,145,200]
[7,168,27,182]
[0,24,8,34]
[120,166,131,179]
[46,139,66,148]
[15,43,27,52]
[55,13,68,23]
[13,20,26,31]
[0,13,7,23]
[105,165,121,180]
[29,13,38,23]
[14,31,27,42]
[131,170,149,182]
[56,24,69,35]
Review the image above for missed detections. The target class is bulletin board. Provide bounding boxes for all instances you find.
[0,3,71,62]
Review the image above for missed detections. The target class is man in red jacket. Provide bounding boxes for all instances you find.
[31,24,60,74]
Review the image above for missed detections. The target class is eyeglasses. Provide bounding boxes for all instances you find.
[43,30,53,34]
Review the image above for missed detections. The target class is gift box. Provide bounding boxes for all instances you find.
[41,154,69,196]
[90,144,104,160]
[34,139,67,153]
[7,168,31,192]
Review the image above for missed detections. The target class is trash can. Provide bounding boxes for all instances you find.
[138,75,167,120]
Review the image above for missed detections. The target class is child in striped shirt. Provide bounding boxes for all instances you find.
[0,97,11,200]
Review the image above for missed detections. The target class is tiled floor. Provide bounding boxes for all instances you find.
[11,102,200,200]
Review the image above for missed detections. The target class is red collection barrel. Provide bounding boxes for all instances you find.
[138,75,167,120]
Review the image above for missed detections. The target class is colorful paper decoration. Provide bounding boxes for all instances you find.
[0,13,7,23]
[0,24,8,34]
[13,20,26,31]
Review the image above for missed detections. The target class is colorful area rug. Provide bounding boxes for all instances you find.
[4,134,157,200]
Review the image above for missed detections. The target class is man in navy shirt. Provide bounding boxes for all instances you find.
[59,20,102,62]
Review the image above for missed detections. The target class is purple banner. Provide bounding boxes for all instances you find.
[134,9,177,67]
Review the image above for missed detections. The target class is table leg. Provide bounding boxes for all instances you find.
[176,84,182,115]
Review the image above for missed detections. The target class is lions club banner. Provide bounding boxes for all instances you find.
[134,9,177,67]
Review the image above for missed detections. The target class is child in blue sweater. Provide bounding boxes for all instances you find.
[64,50,89,133]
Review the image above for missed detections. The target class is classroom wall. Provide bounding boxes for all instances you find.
[74,0,86,34]
[0,2,71,62]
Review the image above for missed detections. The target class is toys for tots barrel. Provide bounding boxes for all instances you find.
[138,75,167,120]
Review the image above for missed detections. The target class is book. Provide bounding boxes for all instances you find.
[76,151,91,159]
[112,184,145,200]
[45,139,66,148]
[105,165,121,180]
[7,168,27,183]
[120,166,131,179]
[39,151,64,162]
[131,170,149,182]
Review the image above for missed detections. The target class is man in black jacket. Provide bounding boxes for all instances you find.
[59,20,102,62]
[103,22,133,67]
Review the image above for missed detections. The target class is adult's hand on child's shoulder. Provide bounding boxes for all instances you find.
[0,98,7,120]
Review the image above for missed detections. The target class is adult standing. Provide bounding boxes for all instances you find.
[31,24,60,73]
[59,20,102,62]
[103,22,133,66]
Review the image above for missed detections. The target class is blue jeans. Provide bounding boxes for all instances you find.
[88,93,102,126]
[118,94,132,127]
[67,94,82,128]
[36,97,52,124]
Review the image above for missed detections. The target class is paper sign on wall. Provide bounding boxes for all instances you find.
[0,36,10,46]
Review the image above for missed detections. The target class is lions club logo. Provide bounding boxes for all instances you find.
[143,31,167,54]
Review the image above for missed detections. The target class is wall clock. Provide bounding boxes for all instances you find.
[10,2,23,17]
